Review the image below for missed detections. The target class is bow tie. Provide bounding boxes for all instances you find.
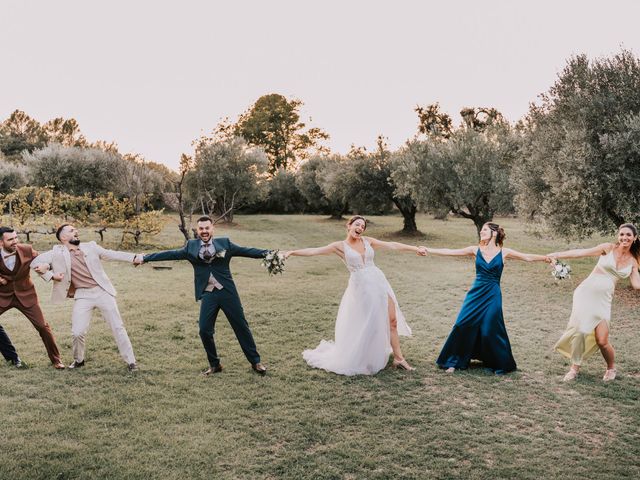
[3,252,16,258]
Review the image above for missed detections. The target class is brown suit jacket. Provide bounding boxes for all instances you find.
[0,243,39,308]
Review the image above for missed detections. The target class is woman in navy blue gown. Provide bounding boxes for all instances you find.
[426,223,550,374]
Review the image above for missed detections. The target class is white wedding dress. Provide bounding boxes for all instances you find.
[302,238,412,375]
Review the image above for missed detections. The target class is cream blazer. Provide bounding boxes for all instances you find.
[31,242,135,304]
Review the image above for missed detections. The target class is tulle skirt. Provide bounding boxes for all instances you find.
[303,266,411,375]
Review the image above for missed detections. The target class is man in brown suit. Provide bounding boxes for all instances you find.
[0,227,64,369]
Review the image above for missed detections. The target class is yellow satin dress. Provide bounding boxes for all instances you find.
[555,251,632,365]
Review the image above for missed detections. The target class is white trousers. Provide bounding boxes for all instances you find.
[71,286,136,364]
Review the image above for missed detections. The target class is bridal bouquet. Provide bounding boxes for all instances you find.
[262,249,286,276]
[552,260,571,280]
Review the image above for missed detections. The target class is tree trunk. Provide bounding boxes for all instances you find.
[605,207,625,228]
[95,227,106,243]
[175,173,190,244]
[329,201,348,220]
[393,196,418,234]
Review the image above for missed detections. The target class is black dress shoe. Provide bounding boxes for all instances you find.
[203,364,223,376]
[68,360,85,369]
[251,363,267,375]
[11,359,23,368]
[127,363,138,372]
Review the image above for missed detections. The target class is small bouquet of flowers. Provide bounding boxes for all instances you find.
[552,259,571,280]
[262,249,286,276]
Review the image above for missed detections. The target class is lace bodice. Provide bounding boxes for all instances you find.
[343,239,375,273]
[596,251,633,280]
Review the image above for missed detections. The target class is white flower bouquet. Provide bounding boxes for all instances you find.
[262,249,286,276]
[552,260,571,280]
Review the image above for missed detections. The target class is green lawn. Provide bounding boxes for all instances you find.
[1,214,638,479]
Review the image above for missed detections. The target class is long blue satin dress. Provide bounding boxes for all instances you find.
[436,249,517,374]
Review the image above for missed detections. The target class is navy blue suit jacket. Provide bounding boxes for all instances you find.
[143,238,268,300]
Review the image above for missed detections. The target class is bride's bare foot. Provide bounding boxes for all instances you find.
[445,367,455,374]
[392,358,415,371]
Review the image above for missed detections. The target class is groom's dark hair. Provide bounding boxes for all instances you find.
[56,224,71,241]
[0,226,15,239]
[197,216,213,224]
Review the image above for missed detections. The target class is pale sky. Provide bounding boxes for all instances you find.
[2,1,640,171]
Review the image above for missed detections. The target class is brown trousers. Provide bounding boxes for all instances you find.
[0,296,61,364]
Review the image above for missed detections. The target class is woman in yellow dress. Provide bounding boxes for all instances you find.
[550,223,640,382]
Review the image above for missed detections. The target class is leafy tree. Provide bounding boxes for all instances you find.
[415,103,453,139]
[234,94,329,174]
[0,160,28,193]
[93,193,133,242]
[1,186,59,241]
[42,117,88,147]
[23,144,122,196]
[460,107,504,132]
[187,137,268,222]
[296,155,348,219]
[121,209,165,247]
[513,49,640,238]
[393,123,516,236]
[116,153,167,214]
[0,110,47,161]
[345,137,420,233]
[257,168,307,213]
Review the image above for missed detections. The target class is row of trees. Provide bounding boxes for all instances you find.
[1,186,164,246]
[1,49,639,242]
[181,104,517,236]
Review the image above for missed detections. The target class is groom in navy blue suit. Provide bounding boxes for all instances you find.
[141,216,269,375]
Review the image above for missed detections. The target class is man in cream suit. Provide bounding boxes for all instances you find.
[32,224,141,372]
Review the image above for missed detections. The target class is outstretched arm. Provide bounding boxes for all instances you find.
[426,246,477,257]
[548,243,612,260]
[228,241,269,259]
[143,246,189,263]
[94,243,137,263]
[285,242,342,258]
[366,237,427,255]
[503,248,551,263]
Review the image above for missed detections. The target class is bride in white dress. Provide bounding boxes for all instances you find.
[284,215,427,375]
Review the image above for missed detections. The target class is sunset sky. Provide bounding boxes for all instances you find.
[2,1,639,170]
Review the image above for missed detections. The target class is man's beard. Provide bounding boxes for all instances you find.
[69,238,81,246]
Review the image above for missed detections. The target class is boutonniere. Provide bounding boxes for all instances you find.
[214,249,227,259]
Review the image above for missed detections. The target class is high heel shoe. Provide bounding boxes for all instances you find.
[603,369,617,382]
[392,359,415,371]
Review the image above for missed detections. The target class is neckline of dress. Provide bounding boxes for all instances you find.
[344,239,367,265]
[478,248,502,265]
[606,250,634,272]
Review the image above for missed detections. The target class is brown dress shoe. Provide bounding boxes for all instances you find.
[251,363,267,375]
[203,364,223,376]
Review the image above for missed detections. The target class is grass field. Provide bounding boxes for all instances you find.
[1,214,638,480]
